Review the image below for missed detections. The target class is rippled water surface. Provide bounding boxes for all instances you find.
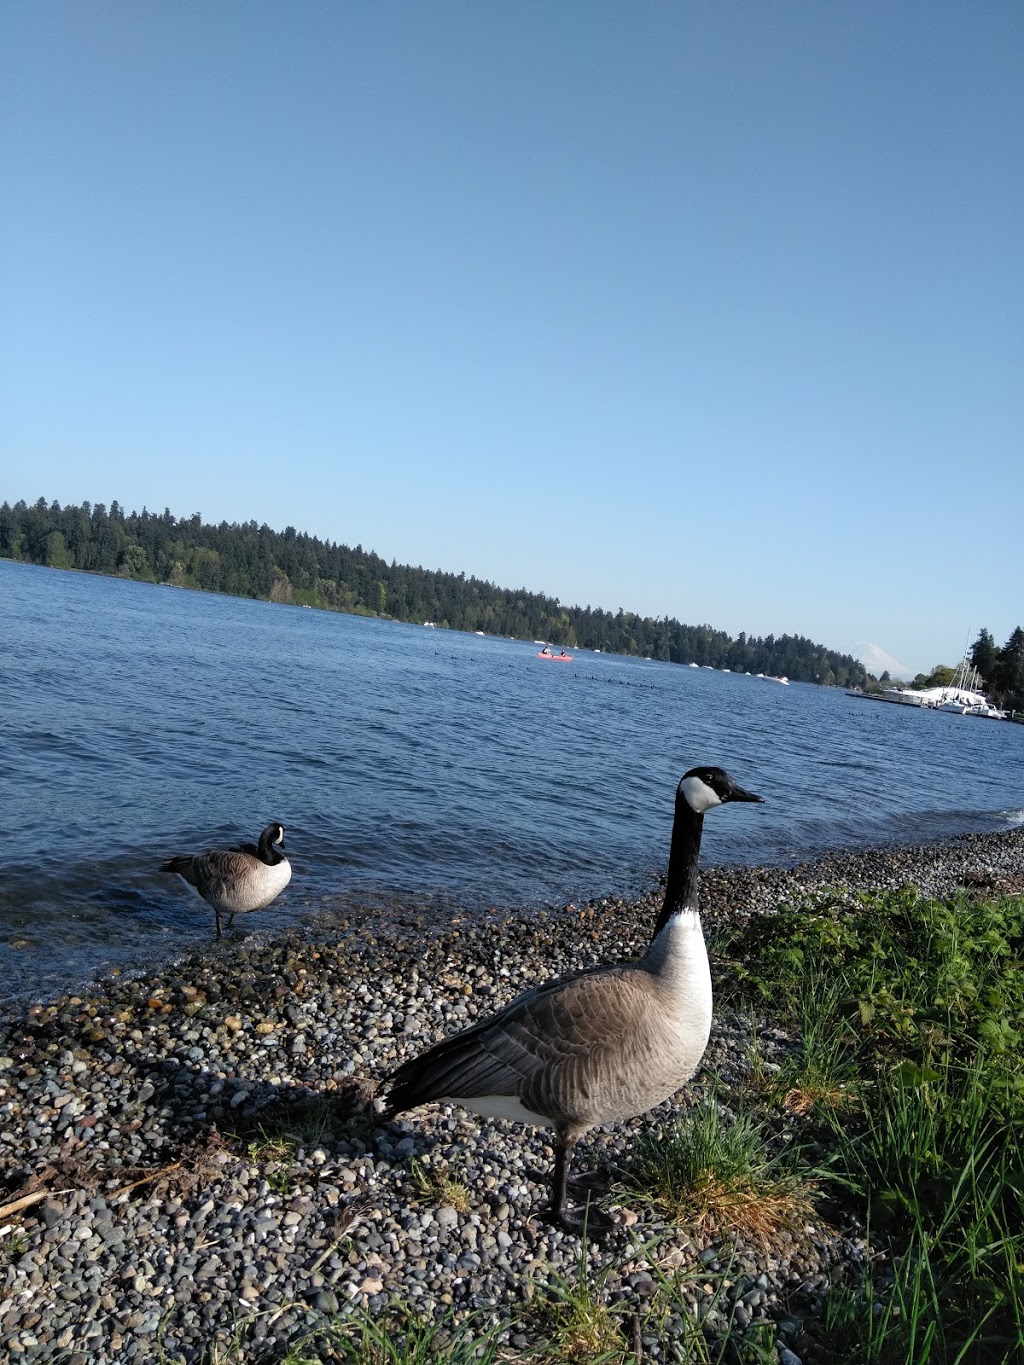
[2,560,1022,1002]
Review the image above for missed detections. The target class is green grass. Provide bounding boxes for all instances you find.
[407,1156,471,1213]
[242,1097,337,1159]
[288,1304,505,1364]
[0,1229,28,1264]
[720,886,1024,1363]
[770,977,862,1121]
[621,1096,817,1247]
[814,1211,1024,1365]
[526,1240,633,1364]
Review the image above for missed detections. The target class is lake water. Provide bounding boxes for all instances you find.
[2,559,1023,1004]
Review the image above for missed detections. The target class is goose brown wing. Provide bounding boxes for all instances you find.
[385,961,641,1118]
[190,849,257,901]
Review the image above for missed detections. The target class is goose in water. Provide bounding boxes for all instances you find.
[161,822,292,939]
[384,766,764,1234]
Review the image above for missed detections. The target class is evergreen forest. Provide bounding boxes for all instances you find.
[2,494,887,689]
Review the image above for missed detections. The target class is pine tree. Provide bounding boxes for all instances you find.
[970,628,999,683]
[993,628,1024,709]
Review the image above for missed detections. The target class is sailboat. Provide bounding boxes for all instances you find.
[936,639,1005,717]
[883,635,1006,718]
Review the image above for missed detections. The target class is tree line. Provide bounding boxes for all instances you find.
[968,628,1024,711]
[1,496,870,687]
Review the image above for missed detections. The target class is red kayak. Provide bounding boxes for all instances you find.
[537,651,574,661]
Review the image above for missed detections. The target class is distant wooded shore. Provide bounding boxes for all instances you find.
[2,496,868,686]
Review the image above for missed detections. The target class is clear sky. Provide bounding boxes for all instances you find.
[2,3,1020,675]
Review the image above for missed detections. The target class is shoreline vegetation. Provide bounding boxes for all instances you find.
[1,496,868,687]
[2,827,1023,1362]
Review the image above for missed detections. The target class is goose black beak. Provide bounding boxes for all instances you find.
[728,783,765,804]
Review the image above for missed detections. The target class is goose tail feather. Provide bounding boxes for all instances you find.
[384,1028,522,1119]
[161,855,195,878]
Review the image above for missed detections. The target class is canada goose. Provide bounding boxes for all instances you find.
[161,822,292,938]
[384,766,764,1234]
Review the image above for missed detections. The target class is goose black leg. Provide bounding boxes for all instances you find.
[549,1140,616,1238]
[528,1165,610,1199]
[550,1139,570,1223]
[214,910,223,940]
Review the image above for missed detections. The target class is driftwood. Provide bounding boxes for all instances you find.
[0,1158,186,1225]
[0,1188,75,1221]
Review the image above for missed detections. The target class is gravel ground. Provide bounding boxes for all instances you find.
[1,827,1023,1364]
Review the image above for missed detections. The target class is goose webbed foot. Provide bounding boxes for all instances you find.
[549,1199,618,1239]
[528,1166,610,1199]
[548,1140,618,1239]
[567,1169,612,1199]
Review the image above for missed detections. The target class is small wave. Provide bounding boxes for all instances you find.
[6,560,1024,1003]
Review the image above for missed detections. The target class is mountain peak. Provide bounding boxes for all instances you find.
[852,642,914,681]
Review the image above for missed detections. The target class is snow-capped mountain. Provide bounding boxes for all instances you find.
[852,642,915,681]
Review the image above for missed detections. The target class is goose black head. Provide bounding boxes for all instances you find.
[259,822,286,851]
[678,766,764,813]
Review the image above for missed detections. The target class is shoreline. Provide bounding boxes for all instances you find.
[6,820,1024,1020]
[2,826,1023,1362]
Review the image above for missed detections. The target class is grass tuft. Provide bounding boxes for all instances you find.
[774,977,861,1120]
[297,1303,503,1364]
[408,1156,471,1213]
[623,1100,816,1247]
[243,1097,336,1159]
[527,1242,631,1364]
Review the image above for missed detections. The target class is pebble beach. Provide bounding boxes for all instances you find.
[2,828,1023,1364]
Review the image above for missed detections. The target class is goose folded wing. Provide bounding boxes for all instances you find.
[386,963,639,1113]
[192,849,252,898]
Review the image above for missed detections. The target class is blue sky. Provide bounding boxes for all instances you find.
[2,3,1020,675]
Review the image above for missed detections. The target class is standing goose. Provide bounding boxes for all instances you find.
[384,766,763,1234]
[161,822,292,939]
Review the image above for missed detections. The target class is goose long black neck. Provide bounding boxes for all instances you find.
[651,794,703,940]
[257,829,286,865]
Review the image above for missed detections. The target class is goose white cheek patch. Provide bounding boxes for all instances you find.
[679,776,723,813]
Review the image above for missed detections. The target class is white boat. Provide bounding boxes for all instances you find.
[971,701,1008,719]
[883,638,1005,718]
[934,647,995,715]
[885,687,934,706]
